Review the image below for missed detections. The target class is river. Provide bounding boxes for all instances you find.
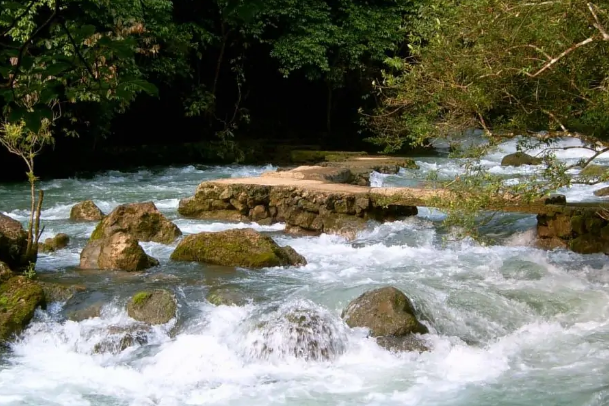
[0,138,608,405]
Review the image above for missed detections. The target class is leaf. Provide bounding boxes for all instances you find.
[73,24,97,41]
[121,79,159,97]
[43,62,73,76]
[7,107,25,124]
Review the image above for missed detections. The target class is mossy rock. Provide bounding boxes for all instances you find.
[0,276,45,340]
[569,236,608,254]
[39,233,70,253]
[0,262,13,283]
[342,286,428,337]
[580,165,609,177]
[594,186,609,197]
[500,152,542,167]
[90,202,181,244]
[127,289,177,325]
[585,216,605,236]
[80,233,159,272]
[170,228,307,269]
[570,215,586,235]
[70,201,105,222]
[206,286,250,306]
[0,213,34,272]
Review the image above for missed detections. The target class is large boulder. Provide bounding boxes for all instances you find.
[500,152,542,167]
[0,213,33,271]
[70,201,104,222]
[0,276,45,340]
[342,287,428,337]
[38,233,70,253]
[170,228,307,269]
[90,202,181,244]
[80,232,159,272]
[127,289,177,325]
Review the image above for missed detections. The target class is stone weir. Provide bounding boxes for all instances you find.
[178,156,609,254]
[178,175,419,238]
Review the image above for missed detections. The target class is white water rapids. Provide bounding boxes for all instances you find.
[0,138,608,405]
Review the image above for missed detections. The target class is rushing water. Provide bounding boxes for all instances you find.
[0,140,609,405]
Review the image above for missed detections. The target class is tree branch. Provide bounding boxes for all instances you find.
[526,37,594,77]
[59,19,97,81]
[588,2,609,41]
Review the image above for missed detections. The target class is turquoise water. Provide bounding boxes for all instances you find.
[0,148,608,405]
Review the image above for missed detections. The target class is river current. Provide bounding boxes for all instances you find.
[0,138,609,405]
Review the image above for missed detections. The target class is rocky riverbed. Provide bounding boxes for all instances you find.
[0,140,609,405]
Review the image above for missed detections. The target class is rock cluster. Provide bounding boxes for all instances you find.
[179,182,416,237]
[537,206,609,254]
[90,202,181,244]
[0,276,45,340]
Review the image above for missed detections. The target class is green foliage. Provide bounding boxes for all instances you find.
[369,0,609,151]
[23,263,36,280]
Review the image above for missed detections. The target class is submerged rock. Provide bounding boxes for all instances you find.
[250,303,348,361]
[93,325,150,354]
[39,281,86,303]
[593,186,609,197]
[70,201,105,222]
[62,290,108,321]
[90,202,181,244]
[375,335,429,353]
[0,276,45,340]
[206,286,251,306]
[80,232,159,272]
[171,228,307,269]
[500,152,542,167]
[38,233,70,253]
[0,213,34,271]
[342,287,428,337]
[127,289,177,325]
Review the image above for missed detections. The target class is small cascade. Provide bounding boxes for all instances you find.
[243,300,349,362]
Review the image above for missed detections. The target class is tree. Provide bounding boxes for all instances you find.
[367,0,609,239]
[0,0,159,267]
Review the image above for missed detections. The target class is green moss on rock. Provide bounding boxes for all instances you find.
[132,291,152,305]
[90,202,181,244]
[0,276,45,340]
[580,164,608,177]
[127,289,176,325]
[171,228,307,269]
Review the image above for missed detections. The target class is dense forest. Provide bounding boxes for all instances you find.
[0,0,418,180]
[1,0,608,180]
